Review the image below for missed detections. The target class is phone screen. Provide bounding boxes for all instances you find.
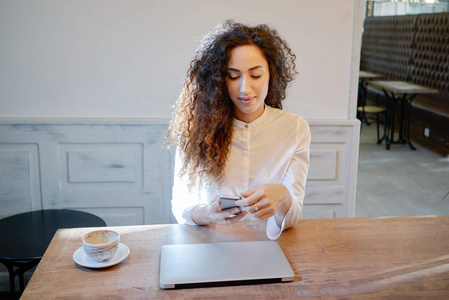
[219,195,242,213]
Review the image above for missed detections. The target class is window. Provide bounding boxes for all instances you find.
[366,0,448,16]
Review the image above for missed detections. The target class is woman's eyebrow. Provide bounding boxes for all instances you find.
[228,66,263,72]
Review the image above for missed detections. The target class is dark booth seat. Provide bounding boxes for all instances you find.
[360,13,449,156]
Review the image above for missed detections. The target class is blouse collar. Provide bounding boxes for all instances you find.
[233,105,269,129]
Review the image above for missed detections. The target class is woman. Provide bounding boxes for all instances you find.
[166,20,311,240]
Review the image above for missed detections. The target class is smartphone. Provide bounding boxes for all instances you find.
[219,195,242,214]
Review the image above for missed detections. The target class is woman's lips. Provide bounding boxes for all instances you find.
[238,96,256,104]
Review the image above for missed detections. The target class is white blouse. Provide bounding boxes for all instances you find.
[171,106,311,239]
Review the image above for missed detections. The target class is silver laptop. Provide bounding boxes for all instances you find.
[159,240,294,289]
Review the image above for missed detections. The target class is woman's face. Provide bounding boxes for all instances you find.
[226,45,270,123]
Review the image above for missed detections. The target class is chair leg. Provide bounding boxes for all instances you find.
[377,112,387,145]
[363,110,371,126]
[376,114,380,143]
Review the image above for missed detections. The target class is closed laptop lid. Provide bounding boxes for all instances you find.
[159,240,294,289]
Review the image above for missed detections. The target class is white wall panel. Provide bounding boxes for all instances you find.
[308,143,346,189]
[58,143,143,190]
[308,148,339,181]
[0,120,173,224]
[0,144,42,218]
[304,120,360,218]
[0,118,359,223]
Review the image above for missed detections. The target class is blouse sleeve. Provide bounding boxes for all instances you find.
[266,117,311,239]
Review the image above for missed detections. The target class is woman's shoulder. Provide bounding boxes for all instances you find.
[266,106,308,126]
[264,107,310,147]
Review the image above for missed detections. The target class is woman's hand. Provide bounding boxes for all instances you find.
[190,196,247,225]
[235,184,292,226]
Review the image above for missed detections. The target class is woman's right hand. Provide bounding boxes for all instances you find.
[190,196,247,225]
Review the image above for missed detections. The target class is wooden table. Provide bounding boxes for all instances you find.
[21,216,449,299]
[368,80,439,150]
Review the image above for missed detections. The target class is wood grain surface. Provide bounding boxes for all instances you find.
[21,216,449,299]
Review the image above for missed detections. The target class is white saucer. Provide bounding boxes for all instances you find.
[73,243,130,268]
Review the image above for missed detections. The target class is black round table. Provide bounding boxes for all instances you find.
[0,209,106,293]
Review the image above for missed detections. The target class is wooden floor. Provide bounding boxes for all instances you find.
[355,121,449,217]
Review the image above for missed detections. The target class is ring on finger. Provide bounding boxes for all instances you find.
[254,203,258,212]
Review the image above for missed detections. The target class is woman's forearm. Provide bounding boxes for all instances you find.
[189,204,211,225]
[274,188,292,227]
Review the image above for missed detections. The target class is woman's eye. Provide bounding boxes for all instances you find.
[228,75,239,80]
[251,74,262,79]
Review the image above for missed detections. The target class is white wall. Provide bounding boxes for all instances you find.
[0,0,360,120]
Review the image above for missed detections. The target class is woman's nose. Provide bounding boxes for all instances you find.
[239,76,251,95]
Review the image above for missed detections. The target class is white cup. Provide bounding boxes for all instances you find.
[82,230,119,261]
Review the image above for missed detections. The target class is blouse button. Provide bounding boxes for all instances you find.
[245,124,248,128]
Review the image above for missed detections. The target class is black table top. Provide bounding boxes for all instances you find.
[0,209,106,260]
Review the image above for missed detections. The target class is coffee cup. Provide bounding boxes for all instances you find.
[82,230,119,261]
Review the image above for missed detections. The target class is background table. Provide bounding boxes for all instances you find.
[0,209,106,293]
[21,215,449,299]
[359,70,385,82]
[368,80,439,150]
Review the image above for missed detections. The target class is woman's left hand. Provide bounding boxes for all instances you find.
[235,184,292,225]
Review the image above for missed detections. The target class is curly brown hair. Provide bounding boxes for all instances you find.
[166,20,298,189]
